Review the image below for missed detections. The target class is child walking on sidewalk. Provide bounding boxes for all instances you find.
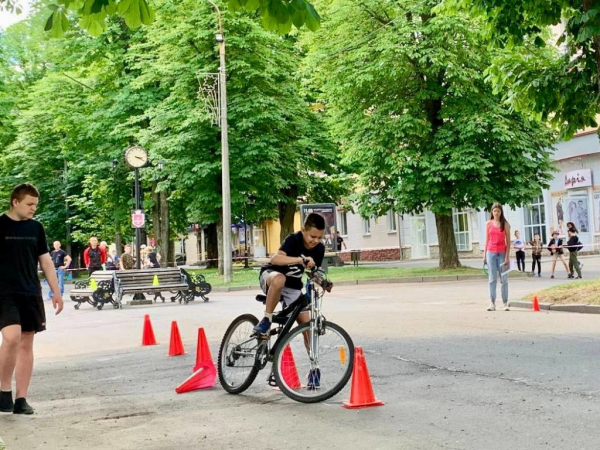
[530,233,543,277]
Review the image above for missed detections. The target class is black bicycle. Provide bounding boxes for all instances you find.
[217,269,354,403]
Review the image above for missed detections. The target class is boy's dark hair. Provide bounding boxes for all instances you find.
[10,183,39,208]
[304,213,326,231]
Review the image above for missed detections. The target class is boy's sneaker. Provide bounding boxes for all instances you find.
[307,368,321,390]
[13,397,33,415]
[0,391,13,413]
[487,302,496,311]
[253,317,271,335]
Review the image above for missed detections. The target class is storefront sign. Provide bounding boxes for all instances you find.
[564,169,592,189]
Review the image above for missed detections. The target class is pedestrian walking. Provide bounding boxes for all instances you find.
[566,222,583,271]
[336,231,347,252]
[513,230,526,272]
[548,230,571,279]
[529,233,543,277]
[48,241,71,301]
[567,227,583,279]
[483,203,511,311]
[0,183,63,415]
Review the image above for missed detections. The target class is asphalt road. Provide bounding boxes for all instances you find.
[1,269,599,449]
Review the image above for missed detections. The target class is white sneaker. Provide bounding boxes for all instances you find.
[487,302,496,311]
[504,303,510,311]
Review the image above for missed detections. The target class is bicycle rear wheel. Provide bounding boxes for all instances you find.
[273,321,354,403]
[218,314,261,394]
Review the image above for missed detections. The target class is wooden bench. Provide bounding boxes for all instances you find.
[113,268,191,307]
[70,271,117,310]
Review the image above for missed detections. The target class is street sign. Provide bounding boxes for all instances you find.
[132,210,145,228]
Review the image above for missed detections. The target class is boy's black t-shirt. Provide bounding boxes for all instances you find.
[261,231,325,290]
[0,214,49,295]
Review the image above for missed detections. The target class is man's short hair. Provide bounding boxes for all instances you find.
[10,183,39,208]
[304,213,325,231]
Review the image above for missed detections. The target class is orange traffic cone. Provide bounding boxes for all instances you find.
[343,347,384,409]
[193,328,214,372]
[168,321,186,356]
[142,314,157,346]
[175,360,216,393]
[532,296,540,312]
[280,345,301,389]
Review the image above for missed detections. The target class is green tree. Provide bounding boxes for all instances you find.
[0,0,321,37]
[454,0,600,138]
[302,0,555,268]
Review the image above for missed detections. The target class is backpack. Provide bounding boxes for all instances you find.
[89,247,102,267]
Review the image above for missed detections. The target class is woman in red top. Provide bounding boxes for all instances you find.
[482,203,511,311]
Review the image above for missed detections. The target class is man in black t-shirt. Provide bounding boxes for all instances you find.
[336,231,347,252]
[49,241,71,301]
[0,184,63,415]
[254,213,328,336]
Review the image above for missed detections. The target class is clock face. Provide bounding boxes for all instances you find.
[125,146,148,168]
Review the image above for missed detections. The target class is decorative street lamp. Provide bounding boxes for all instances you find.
[205,0,232,283]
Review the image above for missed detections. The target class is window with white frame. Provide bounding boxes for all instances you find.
[339,211,348,236]
[453,210,471,251]
[387,210,397,232]
[362,217,371,235]
[524,195,546,243]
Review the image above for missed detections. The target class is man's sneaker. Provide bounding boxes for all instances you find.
[13,398,33,415]
[538,274,541,278]
[307,368,321,390]
[487,302,496,311]
[577,276,582,279]
[503,303,510,311]
[253,317,271,335]
[0,391,13,413]
[531,271,535,276]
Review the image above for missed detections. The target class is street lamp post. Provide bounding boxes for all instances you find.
[207,0,232,283]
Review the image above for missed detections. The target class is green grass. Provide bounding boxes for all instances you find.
[192,265,484,287]
[524,278,600,305]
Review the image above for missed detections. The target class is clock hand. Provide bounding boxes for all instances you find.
[135,156,145,160]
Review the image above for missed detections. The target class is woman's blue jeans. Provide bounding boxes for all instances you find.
[486,251,508,304]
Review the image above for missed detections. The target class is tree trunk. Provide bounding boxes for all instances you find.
[205,223,218,269]
[278,186,298,242]
[435,213,461,269]
[152,186,172,266]
[217,213,223,275]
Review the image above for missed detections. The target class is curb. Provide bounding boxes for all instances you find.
[510,301,600,314]
[211,273,526,292]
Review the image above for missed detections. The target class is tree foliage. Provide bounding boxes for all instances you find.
[0,0,344,268]
[0,0,321,37]
[453,0,600,138]
[301,0,556,268]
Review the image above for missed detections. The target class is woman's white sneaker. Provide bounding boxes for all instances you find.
[503,303,510,311]
[487,302,496,311]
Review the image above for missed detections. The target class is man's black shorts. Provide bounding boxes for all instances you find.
[0,294,46,333]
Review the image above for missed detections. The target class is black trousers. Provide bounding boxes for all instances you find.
[516,250,525,271]
[531,254,541,275]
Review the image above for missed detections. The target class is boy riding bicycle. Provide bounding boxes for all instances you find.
[253,212,330,336]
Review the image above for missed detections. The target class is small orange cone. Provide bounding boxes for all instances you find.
[193,328,213,372]
[532,296,540,312]
[142,314,157,346]
[343,347,384,409]
[175,360,216,393]
[280,345,301,389]
[168,321,185,356]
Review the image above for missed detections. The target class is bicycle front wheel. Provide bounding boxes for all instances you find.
[273,321,354,403]
[218,314,261,394]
